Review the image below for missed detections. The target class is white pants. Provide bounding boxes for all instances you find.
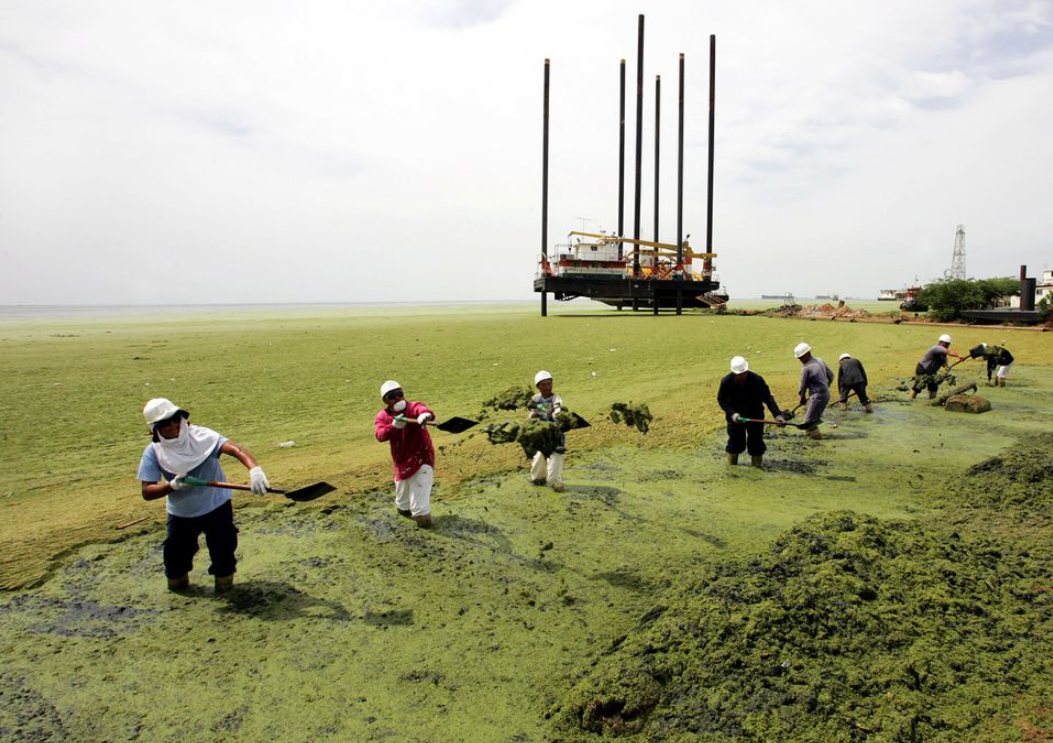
[394,465,433,517]
[530,452,564,488]
[996,363,1012,379]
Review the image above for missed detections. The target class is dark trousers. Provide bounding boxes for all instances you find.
[726,420,766,456]
[163,500,239,578]
[912,363,938,394]
[839,383,870,405]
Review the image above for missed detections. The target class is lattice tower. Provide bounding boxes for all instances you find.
[948,224,966,280]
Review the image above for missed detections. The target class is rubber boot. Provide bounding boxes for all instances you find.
[864,403,874,414]
[838,402,848,411]
[806,428,823,440]
[214,574,234,594]
[531,479,547,486]
[726,452,738,466]
[928,390,937,399]
[167,574,189,592]
[998,378,1006,387]
[397,508,413,519]
[550,483,566,493]
[909,389,918,401]
[414,514,433,529]
[751,455,764,469]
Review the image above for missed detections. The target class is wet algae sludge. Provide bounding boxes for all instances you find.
[552,507,1053,741]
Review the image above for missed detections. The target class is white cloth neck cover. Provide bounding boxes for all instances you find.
[392,400,407,413]
[152,419,222,476]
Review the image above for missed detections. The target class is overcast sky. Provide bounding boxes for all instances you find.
[2,0,1051,304]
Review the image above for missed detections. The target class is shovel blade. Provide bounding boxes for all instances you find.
[565,412,591,430]
[285,482,336,502]
[435,416,478,434]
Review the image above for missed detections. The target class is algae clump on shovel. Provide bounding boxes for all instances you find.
[609,402,653,434]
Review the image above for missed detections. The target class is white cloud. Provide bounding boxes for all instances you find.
[0,0,1051,304]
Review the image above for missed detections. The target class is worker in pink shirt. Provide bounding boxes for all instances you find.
[374,380,435,528]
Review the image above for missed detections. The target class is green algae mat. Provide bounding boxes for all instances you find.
[1,304,1052,741]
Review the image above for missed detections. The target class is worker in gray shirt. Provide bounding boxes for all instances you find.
[794,342,834,439]
[837,353,872,413]
[910,334,963,399]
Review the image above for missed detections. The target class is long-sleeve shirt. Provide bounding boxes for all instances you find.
[837,358,868,391]
[374,401,435,481]
[984,347,1014,378]
[528,393,563,422]
[717,372,782,422]
[799,357,834,399]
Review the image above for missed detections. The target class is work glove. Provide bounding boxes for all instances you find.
[733,414,748,424]
[416,412,431,425]
[392,414,407,429]
[249,466,270,495]
[775,414,786,427]
[799,395,807,407]
[170,475,191,491]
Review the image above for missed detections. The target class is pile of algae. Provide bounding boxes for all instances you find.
[482,385,535,411]
[552,510,1052,742]
[955,432,1053,513]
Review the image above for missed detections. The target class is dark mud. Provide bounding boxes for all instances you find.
[553,510,1053,742]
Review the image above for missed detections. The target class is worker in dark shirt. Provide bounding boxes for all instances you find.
[968,343,1015,387]
[837,353,872,413]
[717,356,786,469]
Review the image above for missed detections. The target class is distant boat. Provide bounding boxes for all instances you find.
[878,289,905,301]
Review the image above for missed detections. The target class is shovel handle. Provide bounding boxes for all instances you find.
[183,476,286,494]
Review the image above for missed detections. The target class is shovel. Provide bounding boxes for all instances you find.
[183,476,336,502]
[562,411,591,430]
[401,415,479,434]
[734,415,816,430]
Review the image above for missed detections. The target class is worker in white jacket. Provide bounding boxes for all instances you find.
[528,370,565,492]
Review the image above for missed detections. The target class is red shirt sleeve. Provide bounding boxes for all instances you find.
[375,409,395,442]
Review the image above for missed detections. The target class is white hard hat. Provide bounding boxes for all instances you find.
[839,353,851,361]
[794,342,812,359]
[730,356,749,374]
[380,380,402,398]
[143,397,183,426]
[938,334,952,344]
[534,370,553,386]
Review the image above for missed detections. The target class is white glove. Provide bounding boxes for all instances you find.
[170,475,191,491]
[417,412,432,425]
[392,415,407,429]
[249,466,270,495]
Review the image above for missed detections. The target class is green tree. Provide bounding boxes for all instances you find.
[916,277,1017,321]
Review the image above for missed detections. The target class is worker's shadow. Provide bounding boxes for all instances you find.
[434,515,563,574]
[215,580,353,623]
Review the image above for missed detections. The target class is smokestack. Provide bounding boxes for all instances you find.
[1021,265,1036,311]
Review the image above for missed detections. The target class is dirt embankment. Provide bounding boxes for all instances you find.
[552,489,1053,741]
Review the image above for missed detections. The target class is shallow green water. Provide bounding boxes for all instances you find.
[2,363,1044,741]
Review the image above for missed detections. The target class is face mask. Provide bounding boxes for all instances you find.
[392,399,407,413]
